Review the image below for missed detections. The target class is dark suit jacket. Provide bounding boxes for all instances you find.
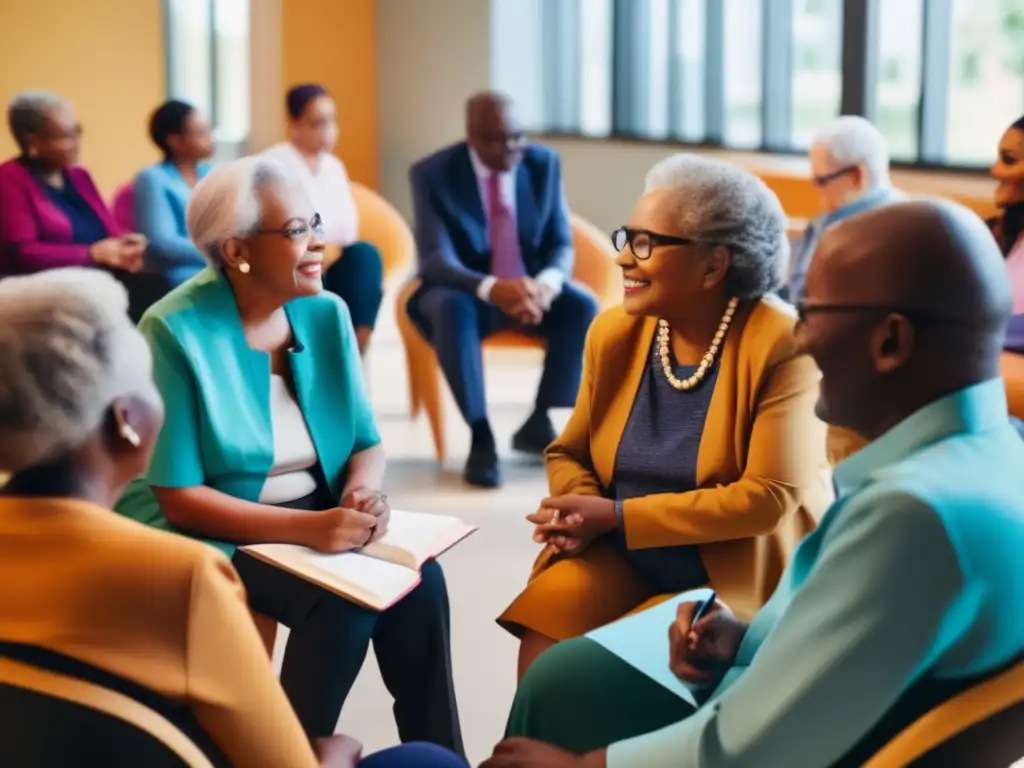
[407,142,573,295]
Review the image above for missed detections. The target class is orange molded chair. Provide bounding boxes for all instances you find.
[1001,352,1024,420]
[862,658,1024,767]
[397,213,619,463]
[349,181,415,280]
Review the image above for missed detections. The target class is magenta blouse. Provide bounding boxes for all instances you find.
[0,158,121,276]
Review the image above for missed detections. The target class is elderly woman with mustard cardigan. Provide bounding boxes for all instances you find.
[497,154,833,677]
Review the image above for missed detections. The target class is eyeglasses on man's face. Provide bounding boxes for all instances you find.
[611,226,705,261]
[253,212,325,241]
[811,165,858,189]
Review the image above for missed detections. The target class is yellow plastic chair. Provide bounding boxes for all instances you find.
[862,658,1024,767]
[0,655,215,767]
[398,213,620,463]
[347,181,415,280]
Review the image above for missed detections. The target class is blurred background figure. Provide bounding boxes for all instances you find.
[0,90,170,322]
[406,91,598,488]
[131,99,215,287]
[264,83,384,356]
[783,116,899,302]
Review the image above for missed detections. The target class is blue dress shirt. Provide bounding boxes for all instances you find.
[133,161,212,286]
[608,379,1024,767]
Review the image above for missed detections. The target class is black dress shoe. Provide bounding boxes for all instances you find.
[464,447,501,488]
[512,412,557,456]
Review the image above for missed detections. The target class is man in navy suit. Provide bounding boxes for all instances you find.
[408,92,598,488]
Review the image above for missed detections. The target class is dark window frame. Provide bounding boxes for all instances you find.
[530,0,996,175]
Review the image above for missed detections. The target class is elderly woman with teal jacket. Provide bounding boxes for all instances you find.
[115,156,463,757]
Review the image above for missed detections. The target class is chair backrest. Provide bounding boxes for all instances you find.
[0,656,215,768]
[350,180,415,280]
[569,212,619,306]
[863,658,1024,768]
[111,181,136,233]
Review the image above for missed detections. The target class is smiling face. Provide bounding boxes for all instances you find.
[991,126,1024,209]
[615,188,729,318]
[222,181,326,301]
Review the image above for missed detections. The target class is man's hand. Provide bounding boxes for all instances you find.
[668,598,748,687]
[526,495,617,554]
[481,738,605,768]
[492,277,543,325]
[314,734,362,768]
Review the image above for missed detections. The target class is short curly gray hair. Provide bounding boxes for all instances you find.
[644,154,788,299]
[7,90,67,151]
[187,155,301,267]
[0,269,160,473]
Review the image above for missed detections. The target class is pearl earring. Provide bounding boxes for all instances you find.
[238,262,251,274]
[120,424,141,448]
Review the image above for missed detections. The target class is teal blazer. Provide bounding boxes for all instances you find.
[115,268,381,558]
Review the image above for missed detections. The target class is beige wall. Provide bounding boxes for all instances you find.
[377,0,491,218]
[0,0,164,195]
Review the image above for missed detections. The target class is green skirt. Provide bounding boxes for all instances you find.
[505,637,695,754]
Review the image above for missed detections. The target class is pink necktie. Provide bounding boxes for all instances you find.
[487,173,525,278]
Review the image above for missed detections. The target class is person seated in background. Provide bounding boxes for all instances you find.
[0,89,169,322]
[132,99,215,287]
[484,199,1024,768]
[0,269,468,768]
[782,115,900,302]
[264,83,383,356]
[408,91,599,488]
[497,154,832,679]
[114,156,463,756]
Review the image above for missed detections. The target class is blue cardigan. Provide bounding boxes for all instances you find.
[133,161,212,286]
[115,268,381,557]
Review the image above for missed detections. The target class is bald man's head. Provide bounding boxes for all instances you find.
[465,91,524,173]
[797,199,1012,439]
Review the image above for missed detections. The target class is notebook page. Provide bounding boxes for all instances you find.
[586,587,713,707]
[241,544,420,611]
[361,510,476,569]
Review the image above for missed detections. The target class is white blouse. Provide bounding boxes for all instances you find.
[263,142,359,247]
[258,374,319,505]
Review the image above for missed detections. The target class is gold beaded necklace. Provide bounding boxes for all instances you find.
[657,297,739,391]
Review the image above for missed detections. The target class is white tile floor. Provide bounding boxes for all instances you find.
[270,281,570,764]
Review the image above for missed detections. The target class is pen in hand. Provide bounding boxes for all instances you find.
[690,590,717,629]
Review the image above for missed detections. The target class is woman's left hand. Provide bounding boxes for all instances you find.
[481,738,600,767]
[526,494,617,553]
[341,486,390,542]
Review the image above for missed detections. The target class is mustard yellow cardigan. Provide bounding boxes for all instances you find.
[499,298,833,636]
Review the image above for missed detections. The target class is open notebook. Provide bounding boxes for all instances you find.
[241,510,477,611]
[586,587,714,707]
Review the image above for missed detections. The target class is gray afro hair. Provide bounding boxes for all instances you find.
[644,154,789,299]
[0,269,160,473]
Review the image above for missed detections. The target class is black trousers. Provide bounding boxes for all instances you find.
[230,493,463,755]
[109,269,172,324]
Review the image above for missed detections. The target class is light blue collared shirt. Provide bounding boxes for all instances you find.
[783,185,902,302]
[609,379,1024,767]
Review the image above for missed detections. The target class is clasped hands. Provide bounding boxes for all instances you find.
[302,486,390,554]
[526,494,618,556]
[491,277,551,326]
[89,233,148,272]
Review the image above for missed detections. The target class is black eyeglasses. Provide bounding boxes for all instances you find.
[612,227,707,261]
[796,300,975,327]
[811,165,858,188]
[253,213,324,241]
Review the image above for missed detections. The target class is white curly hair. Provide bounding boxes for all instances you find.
[0,269,160,473]
[644,153,789,299]
[186,155,302,267]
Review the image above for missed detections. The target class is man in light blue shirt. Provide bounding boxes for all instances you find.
[483,200,1024,768]
[781,116,901,303]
